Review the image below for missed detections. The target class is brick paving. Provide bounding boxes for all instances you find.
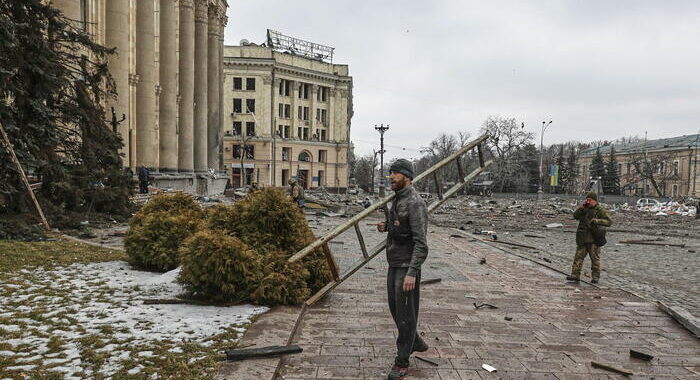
[273,218,700,380]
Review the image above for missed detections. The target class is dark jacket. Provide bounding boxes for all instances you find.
[386,185,429,277]
[573,204,612,246]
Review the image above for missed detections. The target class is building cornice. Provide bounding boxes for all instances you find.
[223,57,352,84]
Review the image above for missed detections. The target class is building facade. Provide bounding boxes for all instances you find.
[51,0,228,194]
[578,134,700,198]
[222,44,353,190]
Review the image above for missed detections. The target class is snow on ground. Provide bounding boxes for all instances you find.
[0,261,268,379]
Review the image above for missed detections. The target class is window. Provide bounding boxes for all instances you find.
[303,107,309,121]
[303,127,309,140]
[672,160,679,176]
[246,122,255,136]
[626,163,631,174]
[658,162,665,174]
[297,105,302,120]
[245,99,255,113]
[298,151,311,162]
[321,109,327,124]
[279,103,290,118]
[233,98,242,113]
[277,125,290,138]
[245,145,255,159]
[617,163,622,175]
[319,150,327,163]
[232,121,242,136]
[316,108,320,121]
[298,83,310,99]
[672,184,679,197]
[297,127,302,139]
[281,169,290,186]
[318,87,328,102]
[279,79,291,96]
[320,129,327,141]
[233,144,242,159]
[282,147,291,161]
[318,170,325,186]
[233,77,242,90]
[246,78,255,91]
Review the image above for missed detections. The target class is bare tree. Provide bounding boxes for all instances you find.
[479,115,534,192]
[353,152,378,192]
[629,151,677,197]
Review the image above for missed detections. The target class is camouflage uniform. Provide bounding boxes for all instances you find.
[570,204,612,281]
[288,179,304,208]
[385,184,429,368]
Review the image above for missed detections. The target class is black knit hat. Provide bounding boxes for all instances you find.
[389,159,414,179]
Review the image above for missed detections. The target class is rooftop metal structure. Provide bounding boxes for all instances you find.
[266,29,334,63]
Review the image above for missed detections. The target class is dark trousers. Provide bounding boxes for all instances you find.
[387,266,424,367]
[139,180,148,194]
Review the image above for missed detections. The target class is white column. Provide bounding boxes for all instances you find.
[206,4,221,170]
[105,0,130,165]
[159,0,179,172]
[193,0,208,172]
[178,0,195,172]
[135,0,158,169]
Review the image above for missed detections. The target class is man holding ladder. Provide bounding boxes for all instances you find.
[378,159,429,380]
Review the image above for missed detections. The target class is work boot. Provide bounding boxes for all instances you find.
[566,275,580,282]
[387,365,408,380]
[412,340,429,353]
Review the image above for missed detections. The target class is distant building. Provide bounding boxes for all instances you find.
[222,36,353,190]
[578,134,700,197]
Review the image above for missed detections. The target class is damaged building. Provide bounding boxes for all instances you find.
[578,134,700,197]
[222,30,354,190]
[50,0,229,195]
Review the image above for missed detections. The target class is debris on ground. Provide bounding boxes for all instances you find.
[225,345,303,361]
[415,356,439,367]
[629,349,654,361]
[481,363,497,372]
[591,361,633,376]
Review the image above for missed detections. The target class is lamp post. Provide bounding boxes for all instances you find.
[375,124,389,197]
[537,120,553,200]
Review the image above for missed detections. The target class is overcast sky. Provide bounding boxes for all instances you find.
[224,1,700,160]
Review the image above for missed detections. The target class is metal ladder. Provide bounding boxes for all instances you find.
[288,133,493,305]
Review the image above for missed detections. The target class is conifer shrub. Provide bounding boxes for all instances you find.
[251,251,311,306]
[125,193,204,272]
[178,229,262,302]
[223,188,333,294]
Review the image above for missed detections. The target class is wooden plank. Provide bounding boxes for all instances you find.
[477,143,485,168]
[0,122,50,231]
[433,172,443,200]
[322,243,340,281]
[620,240,685,248]
[590,361,633,376]
[456,159,466,182]
[225,345,303,361]
[657,302,700,338]
[354,223,369,259]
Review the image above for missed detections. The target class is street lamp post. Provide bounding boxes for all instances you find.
[537,120,553,200]
[375,124,389,197]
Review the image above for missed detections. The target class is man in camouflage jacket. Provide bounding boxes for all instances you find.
[567,191,612,284]
[377,159,429,379]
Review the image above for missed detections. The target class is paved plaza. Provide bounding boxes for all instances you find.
[218,215,700,380]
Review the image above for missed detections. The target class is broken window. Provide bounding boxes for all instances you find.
[246,99,255,113]
[282,147,291,161]
[233,77,242,90]
[246,77,255,91]
[246,122,255,136]
[232,121,242,136]
[672,160,679,176]
[245,144,255,159]
[233,98,242,113]
[233,144,242,159]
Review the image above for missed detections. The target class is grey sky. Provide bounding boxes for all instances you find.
[224,1,700,160]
